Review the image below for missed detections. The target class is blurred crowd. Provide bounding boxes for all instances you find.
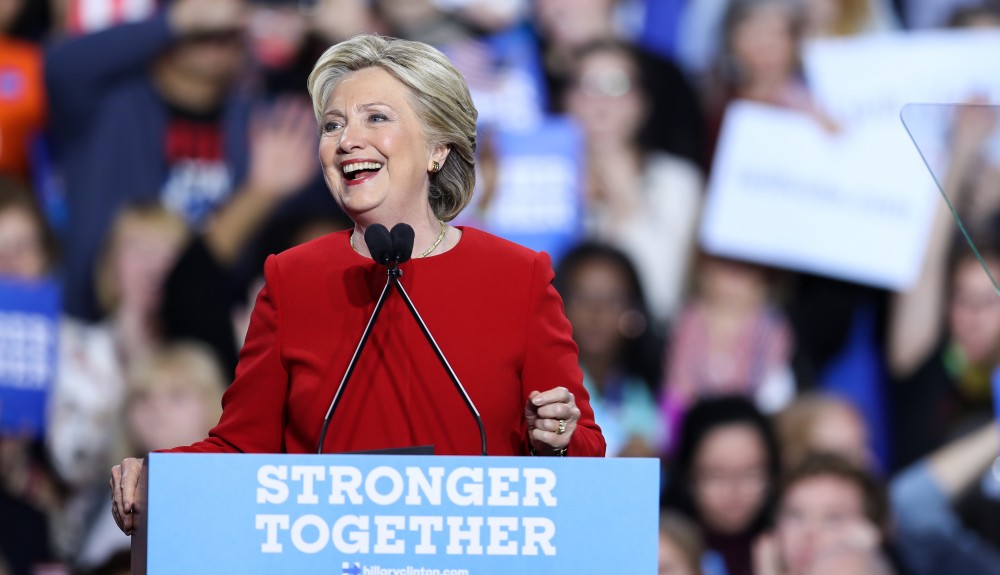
[2,0,1000,574]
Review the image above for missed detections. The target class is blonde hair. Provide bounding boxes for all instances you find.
[94,202,188,314]
[307,34,478,221]
[126,341,226,433]
[831,0,871,36]
[775,393,865,469]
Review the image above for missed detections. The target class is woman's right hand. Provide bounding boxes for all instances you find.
[110,458,144,535]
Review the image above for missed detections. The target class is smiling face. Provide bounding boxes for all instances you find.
[318,66,448,224]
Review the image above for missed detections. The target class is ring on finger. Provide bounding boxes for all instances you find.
[556,419,567,435]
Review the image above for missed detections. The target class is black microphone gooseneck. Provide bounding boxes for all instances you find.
[316,225,399,454]
[388,224,488,457]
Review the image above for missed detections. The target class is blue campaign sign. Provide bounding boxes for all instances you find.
[0,277,59,437]
[143,453,658,574]
[467,117,585,263]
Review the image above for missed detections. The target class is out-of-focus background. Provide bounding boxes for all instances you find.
[2,0,1000,574]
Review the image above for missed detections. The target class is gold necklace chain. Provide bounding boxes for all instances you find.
[350,220,447,259]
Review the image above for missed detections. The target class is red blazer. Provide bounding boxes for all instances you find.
[172,227,605,456]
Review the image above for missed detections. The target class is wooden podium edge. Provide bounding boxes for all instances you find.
[131,455,150,575]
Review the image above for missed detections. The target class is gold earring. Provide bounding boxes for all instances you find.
[431,161,440,172]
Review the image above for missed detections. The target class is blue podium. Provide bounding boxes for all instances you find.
[132,453,659,573]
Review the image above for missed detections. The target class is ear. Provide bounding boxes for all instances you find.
[429,144,451,171]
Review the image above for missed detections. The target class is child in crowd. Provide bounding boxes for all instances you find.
[555,242,666,457]
[662,256,795,440]
[76,341,225,570]
[51,202,189,490]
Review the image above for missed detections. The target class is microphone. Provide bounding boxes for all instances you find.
[388,224,488,456]
[316,224,397,454]
[365,224,394,266]
[390,223,414,265]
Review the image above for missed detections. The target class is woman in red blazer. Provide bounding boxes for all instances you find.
[110,33,605,534]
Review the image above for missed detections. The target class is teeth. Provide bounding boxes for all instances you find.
[342,161,383,174]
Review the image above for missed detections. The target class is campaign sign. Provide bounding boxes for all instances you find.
[140,453,658,574]
[0,278,59,437]
[704,32,1000,290]
[463,117,584,263]
[701,101,937,289]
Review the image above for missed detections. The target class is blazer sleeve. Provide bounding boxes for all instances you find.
[165,255,290,453]
[521,251,606,457]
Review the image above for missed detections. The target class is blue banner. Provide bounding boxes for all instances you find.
[0,277,59,437]
[145,453,658,574]
[462,117,584,263]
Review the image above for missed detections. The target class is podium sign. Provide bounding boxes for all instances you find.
[135,453,658,573]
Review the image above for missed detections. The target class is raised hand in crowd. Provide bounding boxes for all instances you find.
[205,98,318,265]
[246,98,318,198]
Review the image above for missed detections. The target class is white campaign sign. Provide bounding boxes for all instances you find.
[701,101,935,288]
[701,31,1000,289]
[804,31,1000,124]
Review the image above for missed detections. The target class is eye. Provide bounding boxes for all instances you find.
[368,112,389,123]
[322,120,343,134]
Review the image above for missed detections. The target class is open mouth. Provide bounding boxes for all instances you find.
[342,160,383,185]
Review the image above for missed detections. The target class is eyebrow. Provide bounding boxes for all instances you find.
[323,102,396,117]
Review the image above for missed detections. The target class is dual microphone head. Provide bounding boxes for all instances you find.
[364,224,415,268]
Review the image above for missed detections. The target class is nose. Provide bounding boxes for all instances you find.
[337,123,366,154]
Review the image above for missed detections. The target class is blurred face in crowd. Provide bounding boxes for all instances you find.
[0,0,24,33]
[731,2,798,83]
[698,256,768,309]
[534,0,615,49]
[312,0,379,43]
[803,0,839,36]
[775,475,875,575]
[659,532,699,575]
[319,66,444,222]
[127,370,215,452]
[807,402,870,470]
[566,48,648,147]
[0,206,46,279]
[377,0,440,33]
[691,423,770,534]
[166,31,246,86]
[109,216,186,314]
[949,256,1000,366]
[564,258,637,363]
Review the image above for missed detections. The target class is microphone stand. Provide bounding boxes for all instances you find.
[316,245,401,454]
[390,273,489,456]
[316,223,488,456]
